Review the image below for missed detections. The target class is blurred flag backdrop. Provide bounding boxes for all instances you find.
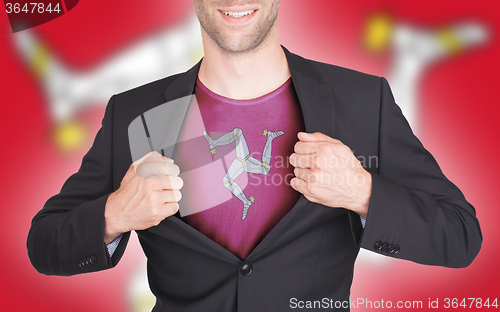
[0,1,498,311]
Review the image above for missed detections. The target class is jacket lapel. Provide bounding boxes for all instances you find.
[157,62,202,158]
[163,61,201,103]
[283,47,336,138]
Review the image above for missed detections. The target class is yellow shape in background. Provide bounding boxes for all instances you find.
[364,13,393,53]
[190,46,204,66]
[31,43,50,78]
[53,121,87,153]
[131,293,156,312]
[437,27,464,54]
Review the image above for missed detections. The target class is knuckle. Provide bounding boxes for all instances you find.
[163,157,174,164]
[167,164,180,176]
[173,176,184,189]
[290,178,301,191]
[174,190,182,202]
[150,204,161,217]
[165,202,179,215]
[294,142,301,153]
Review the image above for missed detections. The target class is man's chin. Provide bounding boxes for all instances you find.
[220,44,259,54]
[216,34,269,55]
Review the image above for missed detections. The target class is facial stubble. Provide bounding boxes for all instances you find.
[195,0,280,55]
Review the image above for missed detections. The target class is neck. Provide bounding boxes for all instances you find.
[198,27,291,100]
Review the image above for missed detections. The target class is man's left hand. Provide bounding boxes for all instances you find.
[289,132,371,219]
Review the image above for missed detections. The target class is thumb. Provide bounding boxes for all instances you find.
[132,151,173,168]
[297,132,339,143]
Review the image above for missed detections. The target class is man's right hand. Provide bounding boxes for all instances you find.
[104,151,183,244]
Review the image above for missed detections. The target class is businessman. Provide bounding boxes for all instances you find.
[28,0,482,311]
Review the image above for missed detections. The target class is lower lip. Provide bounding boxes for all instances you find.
[219,10,257,24]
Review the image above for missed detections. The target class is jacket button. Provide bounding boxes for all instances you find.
[381,242,389,252]
[388,244,400,254]
[240,263,253,276]
[79,259,88,268]
[89,256,97,265]
[374,241,383,250]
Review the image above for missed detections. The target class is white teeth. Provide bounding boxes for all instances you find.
[223,10,255,18]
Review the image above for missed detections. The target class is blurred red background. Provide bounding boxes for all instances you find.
[0,0,498,311]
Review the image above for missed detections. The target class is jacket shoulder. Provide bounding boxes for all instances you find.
[289,51,382,90]
[114,74,180,106]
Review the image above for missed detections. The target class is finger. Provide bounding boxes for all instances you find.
[162,202,180,217]
[290,177,311,196]
[158,190,182,203]
[293,167,311,181]
[136,162,180,179]
[294,141,318,154]
[152,202,180,224]
[133,151,163,168]
[160,176,184,190]
[290,153,315,169]
[163,162,180,176]
[162,158,174,165]
[297,132,342,144]
[135,162,163,179]
[144,176,183,192]
[294,167,326,186]
[143,152,175,165]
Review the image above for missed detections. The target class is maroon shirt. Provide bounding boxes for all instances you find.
[173,77,305,260]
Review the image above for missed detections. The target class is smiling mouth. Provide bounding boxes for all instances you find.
[220,9,256,18]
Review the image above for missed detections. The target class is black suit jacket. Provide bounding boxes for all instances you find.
[27,47,482,311]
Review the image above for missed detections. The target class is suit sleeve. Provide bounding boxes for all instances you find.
[27,95,130,276]
[356,77,482,268]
